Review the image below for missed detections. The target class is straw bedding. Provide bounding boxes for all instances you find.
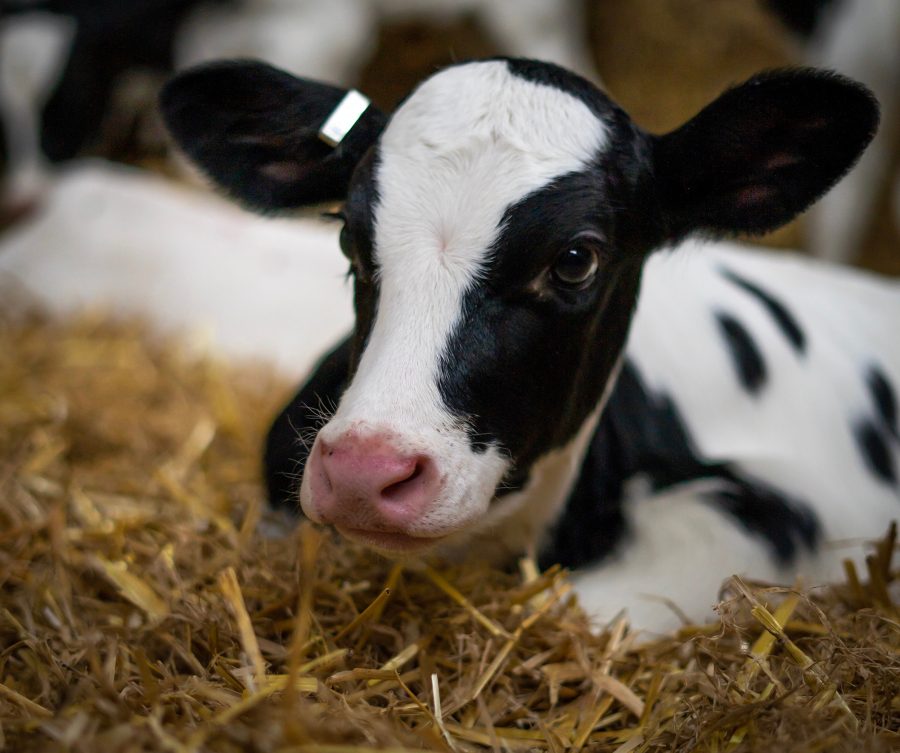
[0,311,898,752]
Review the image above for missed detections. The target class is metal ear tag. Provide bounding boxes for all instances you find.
[318,90,371,147]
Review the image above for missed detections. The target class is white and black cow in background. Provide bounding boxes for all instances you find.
[159,58,899,632]
[764,0,900,263]
[0,0,594,217]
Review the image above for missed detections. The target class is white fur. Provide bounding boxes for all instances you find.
[301,61,609,538]
[630,241,900,548]
[572,481,790,635]
[0,161,353,378]
[568,240,900,632]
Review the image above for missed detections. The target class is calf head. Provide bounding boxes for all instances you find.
[161,59,877,557]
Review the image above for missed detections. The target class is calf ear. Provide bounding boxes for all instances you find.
[159,60,387,211]
[652,68,879,241]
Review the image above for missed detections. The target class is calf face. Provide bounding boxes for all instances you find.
[161,59,877,556]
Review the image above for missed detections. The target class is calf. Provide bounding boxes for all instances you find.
[161,58,899,630]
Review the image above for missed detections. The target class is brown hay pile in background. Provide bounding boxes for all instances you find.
[1,313,898,752]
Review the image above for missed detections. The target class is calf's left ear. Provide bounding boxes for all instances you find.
[652,68,879,241]
[160,60,387,212]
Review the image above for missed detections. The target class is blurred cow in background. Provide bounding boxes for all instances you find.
[0,0,595,223]
[765,0,900,264]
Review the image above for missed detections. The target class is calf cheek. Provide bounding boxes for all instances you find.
[440,303,592,465]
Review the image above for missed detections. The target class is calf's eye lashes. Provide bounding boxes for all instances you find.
[551,246,600,288]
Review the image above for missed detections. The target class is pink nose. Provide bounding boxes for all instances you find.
[306,431,439,533]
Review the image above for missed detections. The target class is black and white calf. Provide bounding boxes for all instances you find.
[161,58,899,630]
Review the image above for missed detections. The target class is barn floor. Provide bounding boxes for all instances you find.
[1,313,897,752]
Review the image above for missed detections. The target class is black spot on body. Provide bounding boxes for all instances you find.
[713,484,820,561]
[866,365,898,440]
[854,419,897,486]
[540,360,821,568]
[720,267,806,354]
[715,311,768,395]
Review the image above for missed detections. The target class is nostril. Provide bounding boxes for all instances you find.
[380,459,428,503]
[313,441,334,494]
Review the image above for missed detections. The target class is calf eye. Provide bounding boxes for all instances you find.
[551,246,599,288]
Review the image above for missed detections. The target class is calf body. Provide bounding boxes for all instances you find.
[162,58,896,630]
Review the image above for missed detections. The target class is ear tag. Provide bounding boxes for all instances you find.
[318,90,371,147]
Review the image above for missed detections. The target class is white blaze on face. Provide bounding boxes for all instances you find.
[303,61,608,539]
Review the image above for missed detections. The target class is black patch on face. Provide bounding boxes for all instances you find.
[720,267,806,355]
[437,160,656,485]
[866,365,898,440]
[432,66,665,486]
[853,419,897,486]
[540,360,821,568]
[713,484,821,562]
[714,311,767,395]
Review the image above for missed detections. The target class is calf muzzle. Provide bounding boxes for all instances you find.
[304,430,443,552]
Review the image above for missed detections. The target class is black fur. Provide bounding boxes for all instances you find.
[720,267,806,354]
[536,415,629,570]
[339,149,383,361]
[437,167,650,472]
[540,361,821,567]
[713,484,821,562]
[714,312,768,395]
[160,60,387,211]
[653,68,879,240]
[853,419,897,487]
[866,365,899,440]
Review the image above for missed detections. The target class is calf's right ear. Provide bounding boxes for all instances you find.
[159,60,387,212]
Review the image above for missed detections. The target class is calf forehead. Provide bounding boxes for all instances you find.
[373,61,610,277]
